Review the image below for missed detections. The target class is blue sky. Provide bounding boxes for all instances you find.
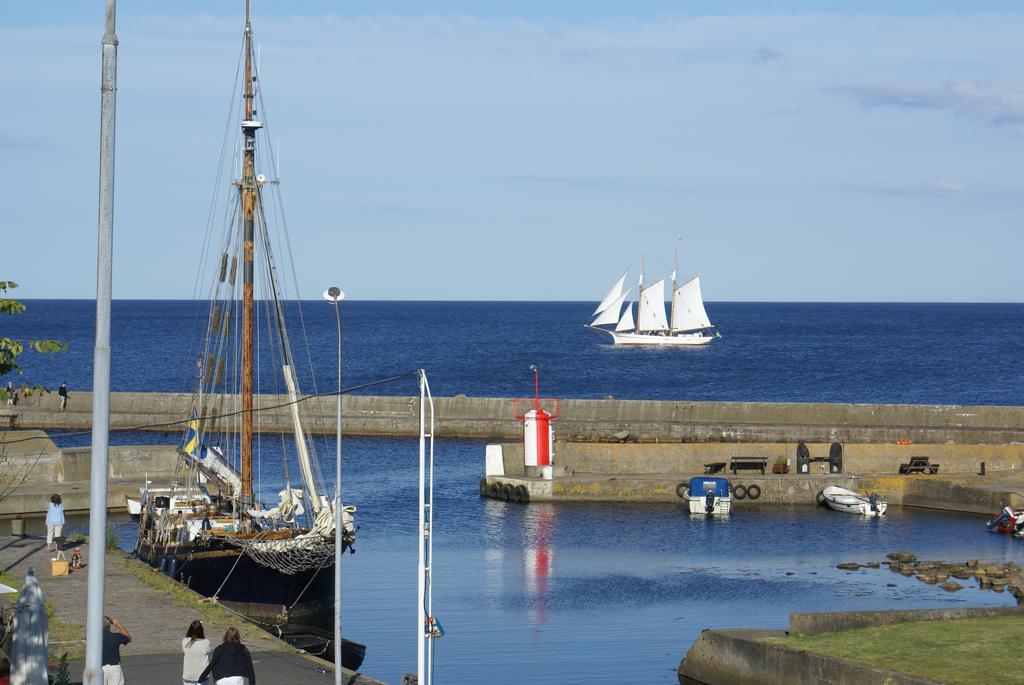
[4,2,1023,301]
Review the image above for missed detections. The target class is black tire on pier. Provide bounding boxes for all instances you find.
[516,485,530,504]
[479,478,488,497]
[747,484,762,500]
[503,484,516,502]
[488,483,502,500]
[733,485,747,500]
[815,490,826,507]
[675,482,688,499]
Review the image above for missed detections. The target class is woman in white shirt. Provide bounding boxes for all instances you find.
[46,494,65,552]
[182,620,213,685]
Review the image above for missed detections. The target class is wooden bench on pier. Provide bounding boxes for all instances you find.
[704,462,727,475]
[730,456,768,475]
[899,456,940,475]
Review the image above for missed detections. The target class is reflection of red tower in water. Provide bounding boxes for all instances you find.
[524,505,555,624]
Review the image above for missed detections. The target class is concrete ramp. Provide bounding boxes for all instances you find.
[0,430,58,457]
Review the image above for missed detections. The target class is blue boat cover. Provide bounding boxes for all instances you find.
[688,476,730,498]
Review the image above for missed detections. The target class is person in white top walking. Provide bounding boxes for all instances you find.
[46,493,65,552]
[182,620,213,685]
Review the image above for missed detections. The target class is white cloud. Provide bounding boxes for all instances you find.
[752,46,784,65]
[858,179,970,198]
[834,80,1024,125]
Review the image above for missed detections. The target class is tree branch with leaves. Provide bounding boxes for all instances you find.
[1,280,67,396]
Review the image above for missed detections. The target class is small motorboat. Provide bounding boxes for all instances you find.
[272,624,367,671]
[987,506,1022,534]
[821,486,887,517]
[678,476,731,516]
[125,496,141,520]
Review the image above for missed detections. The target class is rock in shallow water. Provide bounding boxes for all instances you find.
[888,551,917,563]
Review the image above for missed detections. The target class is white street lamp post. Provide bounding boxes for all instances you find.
[322,286,345,685]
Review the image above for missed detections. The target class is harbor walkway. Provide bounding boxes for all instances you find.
[0,533,385,684]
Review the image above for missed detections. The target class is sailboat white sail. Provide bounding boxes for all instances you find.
[615,302,635,332]
[590,291,628,327]
[593,271,627,317]
[671,277,712,332]
[637,279,669,332]
[586,250,717,347]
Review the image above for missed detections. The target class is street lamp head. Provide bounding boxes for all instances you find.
[322,287,345,303]
[530,364,538,373]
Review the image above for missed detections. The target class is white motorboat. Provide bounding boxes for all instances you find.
[586,248,718,347]
[821,486,887,517]
[678,476,732,516]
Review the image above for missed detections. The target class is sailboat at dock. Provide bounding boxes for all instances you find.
[587,249,718,346]
[134,0,359,664]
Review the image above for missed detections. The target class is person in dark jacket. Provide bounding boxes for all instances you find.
[197,626,256,685]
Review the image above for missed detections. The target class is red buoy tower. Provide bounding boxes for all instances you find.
[513,365,561,479]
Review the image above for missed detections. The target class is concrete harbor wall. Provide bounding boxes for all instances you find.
[678,628,938,685]
[485,441,1024,512]
[3,391,1023,444]
[679,607,1024,684]
[545,441,1024,476]
[0,431,178,517]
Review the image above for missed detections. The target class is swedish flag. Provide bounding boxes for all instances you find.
[180,413,201,458]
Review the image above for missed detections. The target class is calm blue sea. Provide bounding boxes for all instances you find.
[9,300,1024,682]
[7,300,1024,404]
[62,436,1022,684]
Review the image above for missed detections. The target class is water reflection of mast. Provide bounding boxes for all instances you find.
[523,504,555,624]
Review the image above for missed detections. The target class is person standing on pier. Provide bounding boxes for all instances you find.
[46,493,64,552]
[57,382,68,411]
[198,626,256,685]
[4,382,13,407]
[182,619,213,685]
[102,616,132,684]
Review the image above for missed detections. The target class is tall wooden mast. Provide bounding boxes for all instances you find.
[239,0,259,523]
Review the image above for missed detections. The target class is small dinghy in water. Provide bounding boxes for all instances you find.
[987,506,1023,535]
[678,476,731,516]
[821,486,887,517]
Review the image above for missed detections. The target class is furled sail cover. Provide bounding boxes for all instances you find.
[593,271,627,316]
[591,292,627,327]
[637,279,669,331]
[671,276,712,331]
[615,302,635,332]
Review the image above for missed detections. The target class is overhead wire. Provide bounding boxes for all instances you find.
[0,371,420,448]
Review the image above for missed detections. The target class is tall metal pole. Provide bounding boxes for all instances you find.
[83,1,117,682]
[322,286,344,685]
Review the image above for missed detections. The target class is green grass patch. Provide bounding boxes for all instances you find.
[0,568,20,598]
[112,553,287,651]
[0,568,82,660]
[46,600,84,661]
[763,616,1024,685]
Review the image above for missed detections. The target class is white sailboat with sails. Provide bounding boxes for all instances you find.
[587,250,717,347]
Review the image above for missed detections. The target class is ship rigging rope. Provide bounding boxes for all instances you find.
[0,370,419,447]
[203,505,355,574]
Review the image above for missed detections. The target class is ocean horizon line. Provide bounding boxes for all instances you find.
[14,298,1024,305]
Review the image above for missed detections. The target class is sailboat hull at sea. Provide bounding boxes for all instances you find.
[588,328,715,346]
[588,250,718,346]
